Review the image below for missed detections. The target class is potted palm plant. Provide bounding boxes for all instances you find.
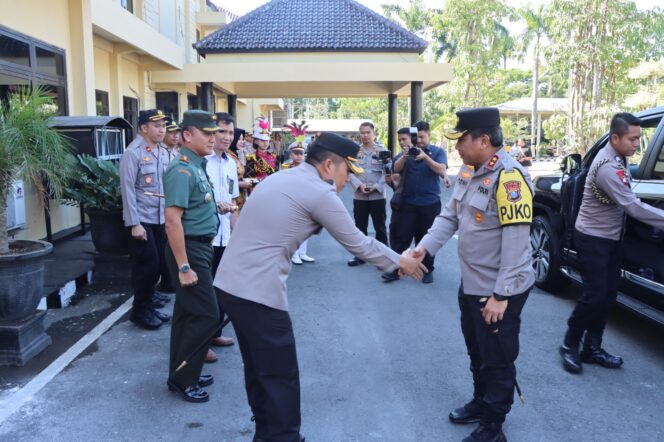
[62,154,129,255]
[0,87,75,365]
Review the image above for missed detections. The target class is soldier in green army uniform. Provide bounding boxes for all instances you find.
[163,110,224,403]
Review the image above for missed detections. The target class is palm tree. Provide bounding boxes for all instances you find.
[518,5,547,158]
[0,87,74,254]
[381,1,456,62]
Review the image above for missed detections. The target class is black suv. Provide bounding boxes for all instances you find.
[531,106,664,325]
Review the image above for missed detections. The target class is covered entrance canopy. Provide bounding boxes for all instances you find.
[150,0,453,152]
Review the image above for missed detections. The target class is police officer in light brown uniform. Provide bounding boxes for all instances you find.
[213,132,426,442]
[120,109,172,330]
[411,108,534,442]
[347,122,389,266]
[560,112,664,374]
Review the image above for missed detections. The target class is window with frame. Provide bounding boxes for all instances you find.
[116,0,133,13]
[96,90,109,116]
[0,26,67,115]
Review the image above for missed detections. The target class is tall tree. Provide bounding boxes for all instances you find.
[518,5,547,158]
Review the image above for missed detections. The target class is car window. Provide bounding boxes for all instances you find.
[646,116,664,179]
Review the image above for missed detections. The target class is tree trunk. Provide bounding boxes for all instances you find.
[0,188,9,254]
[531,34,540,159]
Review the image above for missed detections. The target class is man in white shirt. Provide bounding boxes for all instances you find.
[204,112,239,358]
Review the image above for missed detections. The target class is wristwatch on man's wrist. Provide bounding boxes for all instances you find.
[179,263,190,273]
[492,293,508,301]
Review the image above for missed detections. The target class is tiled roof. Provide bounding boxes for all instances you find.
[195,0,428,54]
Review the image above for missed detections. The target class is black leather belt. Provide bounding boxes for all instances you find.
[185,235,214,244]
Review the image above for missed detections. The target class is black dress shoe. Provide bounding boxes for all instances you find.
[559,345,583,374]
[382,270,400,282]
[347,257,365,267]
[462,422,506,442]
[153,291,171,303]
[151,296,166,309]
[422,272,434,284]
[449,398,485,424]
[130,309,162,330]
[198,374,214,388]
[167,380,209,403]
[149,308,171,323]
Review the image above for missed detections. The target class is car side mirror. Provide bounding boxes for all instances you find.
[561,154,582,174]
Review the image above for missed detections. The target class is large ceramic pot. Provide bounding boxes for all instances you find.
[86,208,130,255]
[0,240,53,322]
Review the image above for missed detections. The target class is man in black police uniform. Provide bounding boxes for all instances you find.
[412,108,534,442]
[164,110,223,403]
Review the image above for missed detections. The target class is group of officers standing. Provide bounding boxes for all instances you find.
[117,103,661,442]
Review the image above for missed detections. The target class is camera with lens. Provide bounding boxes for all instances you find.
[372,150,393,174]
[408,147,421,157]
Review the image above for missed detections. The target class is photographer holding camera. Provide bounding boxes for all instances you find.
[348,122,389,266]
[383,121,451,283]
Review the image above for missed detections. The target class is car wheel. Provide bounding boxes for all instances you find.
[530,215,568,291]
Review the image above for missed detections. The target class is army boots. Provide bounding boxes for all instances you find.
[559,327,584,374]
[580,331,623,368]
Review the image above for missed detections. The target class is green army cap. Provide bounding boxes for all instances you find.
[180,110,220,133]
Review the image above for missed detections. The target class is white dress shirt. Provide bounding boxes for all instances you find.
[206,150,240,247]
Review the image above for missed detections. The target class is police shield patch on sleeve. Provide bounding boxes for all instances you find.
[496,169,532,226]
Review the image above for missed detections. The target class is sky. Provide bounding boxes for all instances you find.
[216,0,660,15]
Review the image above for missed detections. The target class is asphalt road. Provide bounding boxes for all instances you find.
[0,174,662,442]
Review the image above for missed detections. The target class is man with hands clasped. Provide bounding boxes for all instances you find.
[347,122,389,266]
[408,108,534,442]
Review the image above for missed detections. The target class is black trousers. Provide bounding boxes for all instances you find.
[128,222,166,312]
[212,246,227,338]
[353,199,388,245]
[458,286,530,423]
[392,201,441,271]
[219,290,300,442]
[568,230,622,333]
[166,241,220,388]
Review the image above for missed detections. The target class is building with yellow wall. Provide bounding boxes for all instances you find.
[0,0,282,242]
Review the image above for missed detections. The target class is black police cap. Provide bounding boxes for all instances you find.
[309,132,364,175]
[138,109,167,126]
[445,107,501,140]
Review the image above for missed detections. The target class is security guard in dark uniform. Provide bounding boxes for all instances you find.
[164,110,221,403]
[120,109,171,330]
[412,108,534,442]
[560,112,664,374]
[213,132,426,442]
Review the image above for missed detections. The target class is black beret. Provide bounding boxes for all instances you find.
[138,109,167,125]
[445,107,501,140]
[309,132,364,175]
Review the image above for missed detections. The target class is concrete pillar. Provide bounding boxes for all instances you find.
[108,51,124,116]
[199,82,213,111]
[388,93,397,155]
[178,88,189,120]
[410,81,423,125]
[68,0,95,115]
[228,94,237,119]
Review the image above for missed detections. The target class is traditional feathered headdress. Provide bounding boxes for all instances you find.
[253,116,271,141]
[284,120,309,147]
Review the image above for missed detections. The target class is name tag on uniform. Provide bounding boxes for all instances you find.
[228,177,235,194]
[496,169,532,225]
